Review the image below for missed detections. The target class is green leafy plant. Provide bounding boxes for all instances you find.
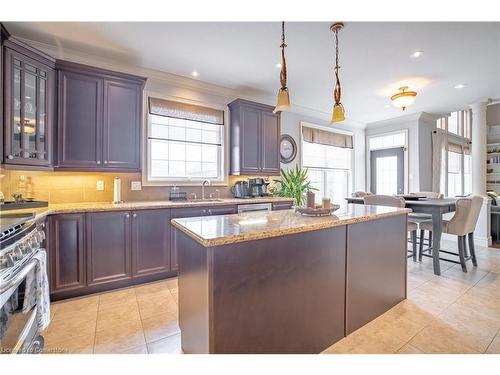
[271,165,317,207]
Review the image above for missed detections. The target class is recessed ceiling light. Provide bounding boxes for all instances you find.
[410,50,424,58]
[384,104,391,108]
[275,63,282,69]
[454,84,466,89]
[191,71,199,77]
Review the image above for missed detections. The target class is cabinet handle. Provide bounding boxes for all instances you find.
[104,160,108,164]
[7,155,14,160]
[132,213,137,218]
[97,161,101,164]
[208,209,212,215]
[125,213,130,218]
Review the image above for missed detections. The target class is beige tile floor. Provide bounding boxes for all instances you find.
[44,240,499,354]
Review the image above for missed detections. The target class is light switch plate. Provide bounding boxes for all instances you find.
[96,180,105,191]
[131,181,142,191]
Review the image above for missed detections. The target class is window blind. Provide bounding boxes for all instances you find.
[148,97,224,125]
[302,126,353,149]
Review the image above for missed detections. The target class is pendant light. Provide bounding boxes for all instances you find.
[330,22,345,123]
[391,86,417,110]
[274,21,291,113]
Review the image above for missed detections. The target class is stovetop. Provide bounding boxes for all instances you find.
[0,213,36,235]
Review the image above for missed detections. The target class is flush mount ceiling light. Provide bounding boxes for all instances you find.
[274,21,291,114]
[454,83,466,89]
[411,50,424,58]
[330,22,345,123]
[391,86,417,111]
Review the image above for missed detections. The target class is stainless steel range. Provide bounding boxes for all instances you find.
[0,213,47,354]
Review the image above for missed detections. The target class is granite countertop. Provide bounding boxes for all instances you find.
[171,204,412,247]
[0,197,294,221]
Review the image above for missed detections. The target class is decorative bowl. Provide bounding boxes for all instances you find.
[295,204,340,217]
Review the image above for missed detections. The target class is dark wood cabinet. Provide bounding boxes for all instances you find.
[229,99,281,176]
[57,70,103,168]
[131,209,171,277]
[49,214,86,293]
[170,205,237,270]
[86,211,132,286]
[103,80,142,170]
[2,38,55,168]
[55,60,146,171]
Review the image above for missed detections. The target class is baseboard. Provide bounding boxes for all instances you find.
[441,233,491,248]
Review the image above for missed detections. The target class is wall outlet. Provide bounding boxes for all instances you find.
[131,181,142,191]
[96,180,105,191]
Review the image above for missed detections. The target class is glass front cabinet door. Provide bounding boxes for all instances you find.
[3,43,55,167]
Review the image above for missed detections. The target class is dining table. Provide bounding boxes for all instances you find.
[346,196,457,275]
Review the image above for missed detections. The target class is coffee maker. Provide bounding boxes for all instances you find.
[231,180,251,198]
[248,178,270,197]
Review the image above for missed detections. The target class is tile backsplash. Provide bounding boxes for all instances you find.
[0,169,274,204]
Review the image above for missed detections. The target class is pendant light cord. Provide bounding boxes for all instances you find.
[334,27,342,104]
[280,21,287,90]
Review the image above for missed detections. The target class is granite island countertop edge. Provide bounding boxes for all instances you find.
[171,207,412,247]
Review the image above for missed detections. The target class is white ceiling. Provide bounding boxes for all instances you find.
[5,22,500,125]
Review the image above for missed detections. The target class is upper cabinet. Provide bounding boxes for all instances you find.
[228,99,281,176]
[2,38,56,168]
[56,60,146,171]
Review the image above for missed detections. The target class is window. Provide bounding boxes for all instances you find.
[146,98,225,184]
[435,109,472,197]
[368,132,406,150]
[302,125,353,206]
[446,143,471,197]
[436,109,472,138]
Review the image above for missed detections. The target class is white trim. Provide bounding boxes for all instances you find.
[366,129,409,194]
[141,91,229,187]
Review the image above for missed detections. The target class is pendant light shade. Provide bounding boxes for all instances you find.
[330,22,345,124]
[274,21,291,114]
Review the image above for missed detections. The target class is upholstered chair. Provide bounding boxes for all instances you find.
[364,195,418,261]
[352,191,373,197]
[419,195,482,272]
[410,191,444,199]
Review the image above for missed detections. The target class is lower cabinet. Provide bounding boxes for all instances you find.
[49,214,86,293]
[86,211,132,286]
[131,209,171,277]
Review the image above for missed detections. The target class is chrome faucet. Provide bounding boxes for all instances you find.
[201,180,211,200]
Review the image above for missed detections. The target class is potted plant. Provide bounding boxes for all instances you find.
[271,165,317,207]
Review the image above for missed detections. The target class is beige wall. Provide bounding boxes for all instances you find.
[0,168,266,204]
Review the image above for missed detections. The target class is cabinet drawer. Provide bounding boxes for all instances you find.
[272,201,294,210]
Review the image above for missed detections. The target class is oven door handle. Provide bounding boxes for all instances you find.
[0,258,37,295]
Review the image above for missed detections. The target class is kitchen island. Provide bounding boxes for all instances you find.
[171,204,411,354]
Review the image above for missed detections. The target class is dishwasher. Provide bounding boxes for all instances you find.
[237,203,272,214]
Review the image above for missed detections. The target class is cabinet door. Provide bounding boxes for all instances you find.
[57,70,102,168]
[3,48,54,167]
[260,112,280,175]
[49,214,86,293]
[102,80,141,170]
[240,106,261,174]
[131,209,170,277]
[86,211,131,286]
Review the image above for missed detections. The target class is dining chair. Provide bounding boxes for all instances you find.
[352,191,373,197]
[364,195,418,261]
[408,191,444,255]
[418,195,482,272]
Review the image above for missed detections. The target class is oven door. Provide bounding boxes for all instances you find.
[0,258,44,354]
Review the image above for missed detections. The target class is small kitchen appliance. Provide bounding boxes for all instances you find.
[231,181,252,199]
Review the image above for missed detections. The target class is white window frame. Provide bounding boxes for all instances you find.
[299,121,354,198]
[142,92,229,187]
[366,129,409,194]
